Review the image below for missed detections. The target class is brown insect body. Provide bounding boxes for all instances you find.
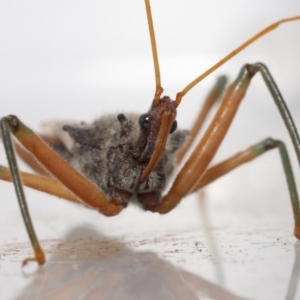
[45,96,188,209]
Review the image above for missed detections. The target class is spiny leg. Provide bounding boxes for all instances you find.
[176,76,227,164]
[191,138,300,238]
[156,63,300,239]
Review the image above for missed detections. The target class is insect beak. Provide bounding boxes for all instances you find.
[139,110,175,183]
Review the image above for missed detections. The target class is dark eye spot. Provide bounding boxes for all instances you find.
[170,120,177,134]
[139,113,150,130]
[118,113,127,123]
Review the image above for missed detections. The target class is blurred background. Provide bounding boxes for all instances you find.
[0,1,300,299]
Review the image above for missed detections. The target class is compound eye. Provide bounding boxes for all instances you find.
[170,120,177,134]
[139,113,150,130]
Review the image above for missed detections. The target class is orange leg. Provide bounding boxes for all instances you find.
[3,116,122,216]
[0,165,79,204]
[0,116,123,265]
[13,141,50,176]
[156,63,300,238]
[157,65,254,213]
[191,141,270,191]
[191,138,300,239]
[176,76,227,164]
[1,132,59,177]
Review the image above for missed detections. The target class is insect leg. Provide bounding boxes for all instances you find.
[12,141,49,176]
[0,164,79,203]
[176,76,227,164]
[191,138,300,239]
[0,118,45,265]
[156,64,300,217]
[1,115,123,217]
[247,63,300,165]
[156,66,255,214]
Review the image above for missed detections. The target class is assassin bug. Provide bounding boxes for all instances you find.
[0,1,300,267]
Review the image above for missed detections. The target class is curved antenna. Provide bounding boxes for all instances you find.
[145,0,163,103]
[174,15,300,107]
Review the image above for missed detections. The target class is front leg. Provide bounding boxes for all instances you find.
[0,115,123,265]
[1,118,45,265]
[156,64,300,239]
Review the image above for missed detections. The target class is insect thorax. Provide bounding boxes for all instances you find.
[45,113,188,209]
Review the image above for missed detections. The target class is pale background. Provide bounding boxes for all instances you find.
[0,1,300,299]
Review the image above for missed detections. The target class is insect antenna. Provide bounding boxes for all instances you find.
[145,0,163,102]
[174,15,300,106]
[142,1,299,185]
[138,0,178,183]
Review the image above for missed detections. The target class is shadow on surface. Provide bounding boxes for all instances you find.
[16,226,249,300]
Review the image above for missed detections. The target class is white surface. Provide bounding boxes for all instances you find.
[0,1,300,299]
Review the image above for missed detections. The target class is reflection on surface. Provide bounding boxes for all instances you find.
[1,205,300,299]
[16,227,248,300]
[285,241,300,300]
